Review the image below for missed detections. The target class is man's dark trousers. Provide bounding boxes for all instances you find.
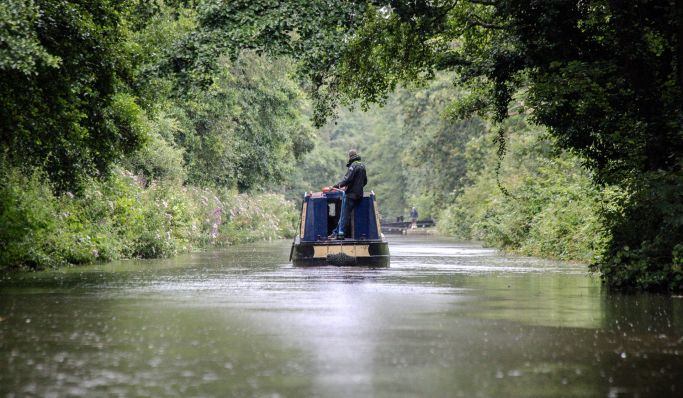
[334,195,360,237]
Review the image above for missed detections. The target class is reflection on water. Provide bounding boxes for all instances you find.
[1,235,682,397]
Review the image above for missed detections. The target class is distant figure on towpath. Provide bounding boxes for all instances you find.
[328,149,367,240]
[410,206,418,229]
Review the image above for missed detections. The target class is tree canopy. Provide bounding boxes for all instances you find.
[0,1,314,192]
[196,0,682,182]
[0,0,144,190]
[198,0,683,290]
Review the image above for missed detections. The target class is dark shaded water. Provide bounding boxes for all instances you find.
[1,236,682,397]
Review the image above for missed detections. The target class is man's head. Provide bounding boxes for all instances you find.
[345,149,361,167]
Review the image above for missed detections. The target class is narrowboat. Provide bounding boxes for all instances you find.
[290,188,390,267]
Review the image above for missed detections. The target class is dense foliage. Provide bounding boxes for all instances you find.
[126,5,314,191]
[0,164,297,268]
[438,118,607,263]
[0,1,310,270]
[203,0,683,290]
[0,0,144,190]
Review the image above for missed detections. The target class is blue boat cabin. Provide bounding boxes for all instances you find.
[300,190,382,241]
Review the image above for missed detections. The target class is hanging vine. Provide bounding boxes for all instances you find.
[492,126,517,199]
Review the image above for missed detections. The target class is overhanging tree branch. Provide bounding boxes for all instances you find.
[468,0,498,6]
[466,15,511,30]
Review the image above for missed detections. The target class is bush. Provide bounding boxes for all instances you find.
[0,166,64,269]
[121,112,187,185]
[0,163,299,271]
[219,193,298,244]
[437,123,607,263]
[591,171,683,290]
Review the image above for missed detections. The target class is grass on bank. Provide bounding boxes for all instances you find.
[0,165,297,271]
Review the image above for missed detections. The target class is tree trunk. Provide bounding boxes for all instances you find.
[677,0,683,98]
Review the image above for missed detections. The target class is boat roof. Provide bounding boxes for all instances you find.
[306,190,374,199]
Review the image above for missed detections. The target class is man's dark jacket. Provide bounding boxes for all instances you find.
[334,156,367,200]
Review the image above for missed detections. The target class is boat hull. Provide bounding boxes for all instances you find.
[291,240,390,267]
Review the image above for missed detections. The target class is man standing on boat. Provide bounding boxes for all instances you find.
[329,149,367,240]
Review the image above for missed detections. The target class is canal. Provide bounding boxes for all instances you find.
[1,235,682,397]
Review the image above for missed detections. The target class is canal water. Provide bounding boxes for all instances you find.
[1,235,682,397]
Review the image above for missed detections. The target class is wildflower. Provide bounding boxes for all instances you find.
[211,222,219,240]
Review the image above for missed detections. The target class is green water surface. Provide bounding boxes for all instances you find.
[1,236,682,397]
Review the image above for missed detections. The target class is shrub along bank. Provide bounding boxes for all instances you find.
[0,164,297,271]
[437,119,610,264]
